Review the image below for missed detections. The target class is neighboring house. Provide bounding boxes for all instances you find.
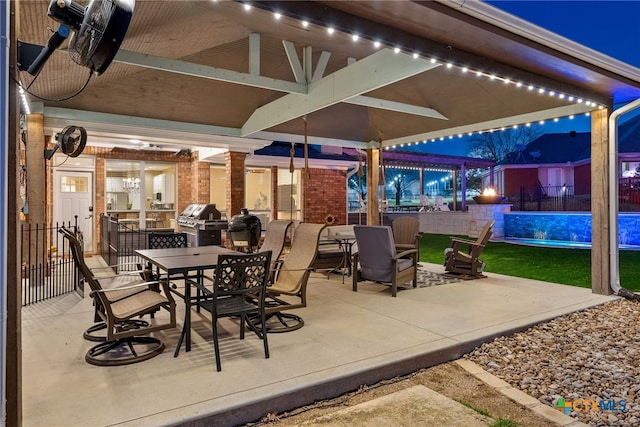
[487,116,640,200]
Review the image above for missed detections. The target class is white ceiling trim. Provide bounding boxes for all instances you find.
[43,107,270,153]
[241,49,441,136]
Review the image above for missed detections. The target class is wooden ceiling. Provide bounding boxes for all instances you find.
[14,0,640,156]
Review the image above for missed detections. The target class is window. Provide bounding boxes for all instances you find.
[105,160,176,229]
[246,168,272,225]
[277,169,302,220]
[60,176,88,193]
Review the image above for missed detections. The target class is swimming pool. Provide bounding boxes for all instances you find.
[503,212,640,250]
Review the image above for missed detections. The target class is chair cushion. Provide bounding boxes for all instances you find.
[397,258,414,272]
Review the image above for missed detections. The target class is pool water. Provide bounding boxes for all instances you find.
[503,212,640,250]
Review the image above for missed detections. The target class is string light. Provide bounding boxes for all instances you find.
[19,86,30,115]
[237,1,607,146]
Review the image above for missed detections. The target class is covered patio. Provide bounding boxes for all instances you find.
[22,263,616,426]
[5,0,640,424]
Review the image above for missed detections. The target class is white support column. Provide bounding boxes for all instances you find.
[1,1,8,420]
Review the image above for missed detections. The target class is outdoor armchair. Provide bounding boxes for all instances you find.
[60,227,176,366]
[444,220,494,278]
[192,251,272,371]
[139,232,188,282]
[258,219,293,275]
[259,222,325,332]
[352,225,418,297]
[391,216,421,258]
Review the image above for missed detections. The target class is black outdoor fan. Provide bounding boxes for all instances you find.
[44,125,87,160]
[22,0,135,76]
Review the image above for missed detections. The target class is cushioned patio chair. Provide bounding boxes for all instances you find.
[352,225,418,297]
[391,216,421,258]
[260,222,325,332]
[192,251,272,371]
[60,227,176,366]
[258,219,293,274]
[444,220,494,278]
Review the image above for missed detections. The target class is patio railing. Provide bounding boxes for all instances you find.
[510,185,591,211]
[100,214,168,273]
[20,219,83,306]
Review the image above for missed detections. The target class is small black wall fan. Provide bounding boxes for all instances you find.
[45,125,88,160]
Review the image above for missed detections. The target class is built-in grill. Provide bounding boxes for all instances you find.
[177,203,227,246]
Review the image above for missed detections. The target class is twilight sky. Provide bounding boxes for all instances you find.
[417,1,640,156]
[488,1,640,69]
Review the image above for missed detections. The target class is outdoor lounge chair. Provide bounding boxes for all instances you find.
[192,251,272,371]
[352,225,418,297]
[258,219,293,273]
[391,216,421,258]
[444,220,494,278]
[60,227,176,366]
[259,222,325,332]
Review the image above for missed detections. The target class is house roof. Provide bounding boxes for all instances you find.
[14,1,640,156]
[501,132,591,165]
[502,114,640,166]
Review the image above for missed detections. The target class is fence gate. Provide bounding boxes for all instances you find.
[20,220,82,306]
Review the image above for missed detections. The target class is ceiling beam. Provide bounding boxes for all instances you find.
[42,107,271,153]
[312,51,331,82]
[241,49,441,136]
[113,49,307,94]
[382,104,595,148]
[345,96,448,120]
[282,40,305,83]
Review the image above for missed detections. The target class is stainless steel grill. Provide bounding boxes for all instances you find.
[177,203,227,247]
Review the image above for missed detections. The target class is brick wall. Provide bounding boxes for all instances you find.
[225,152,246,217]
[303,168,347,225]
[79,147,201,249]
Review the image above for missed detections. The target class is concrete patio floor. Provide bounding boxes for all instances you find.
[21,261,616,427]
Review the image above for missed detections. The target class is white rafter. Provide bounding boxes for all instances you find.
[113,49,307,94]
[346,96,448,120]
[241,49,441,136]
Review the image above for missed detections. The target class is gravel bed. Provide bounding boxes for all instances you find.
[465,299,640,426]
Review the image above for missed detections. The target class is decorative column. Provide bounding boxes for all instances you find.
[225,151,246,219]
[366,148,380,225]
[591,107,612,295]
[461,163,467,211]
[271,166,278,220]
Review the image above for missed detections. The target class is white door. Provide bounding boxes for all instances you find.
[53,170,94,252]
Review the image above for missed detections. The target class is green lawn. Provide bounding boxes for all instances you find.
[419,233,640,292]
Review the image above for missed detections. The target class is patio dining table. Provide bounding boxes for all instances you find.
[135,245,237,357]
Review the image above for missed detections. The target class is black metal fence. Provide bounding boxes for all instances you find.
[100,214,164,273]
[20,219,82,306]
[510,185,591,211]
